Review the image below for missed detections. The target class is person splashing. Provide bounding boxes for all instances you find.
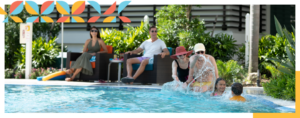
[162,43,219,94]
[183,43,219,93]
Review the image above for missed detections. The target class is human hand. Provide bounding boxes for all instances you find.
[182,82,188,89]
[159,52,166,58]
[89,53,96,56]
[125,51,133,55]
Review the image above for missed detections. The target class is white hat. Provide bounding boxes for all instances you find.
[194,43,205,52]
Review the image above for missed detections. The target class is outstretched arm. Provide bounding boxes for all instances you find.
[172,61,180,81]
[190,55,199,68]
[185,57,195,85]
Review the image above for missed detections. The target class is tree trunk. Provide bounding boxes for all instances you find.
[186,5,192,22]
[249,5,260,73]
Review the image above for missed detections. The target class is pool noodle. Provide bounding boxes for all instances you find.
[42,71,66,81]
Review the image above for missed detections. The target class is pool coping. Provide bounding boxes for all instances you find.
[5,79,295,112]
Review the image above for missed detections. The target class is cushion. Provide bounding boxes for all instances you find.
[132,64,153,71]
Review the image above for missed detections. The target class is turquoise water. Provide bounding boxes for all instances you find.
[5,84,293,113]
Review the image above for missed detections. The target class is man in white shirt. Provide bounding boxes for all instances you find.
[121,26,170,84]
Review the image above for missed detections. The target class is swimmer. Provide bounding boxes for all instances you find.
[210,78,226,96]
[229,83,246,102]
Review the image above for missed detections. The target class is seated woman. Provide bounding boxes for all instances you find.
[65,26,108,81]
[183,43,219,92]
[170,46,192,82]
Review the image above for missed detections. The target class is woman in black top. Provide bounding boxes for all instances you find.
[170,46,193,82]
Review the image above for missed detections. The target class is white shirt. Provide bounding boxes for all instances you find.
[139,39,167,58]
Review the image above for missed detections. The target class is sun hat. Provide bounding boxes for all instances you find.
[194,43,205,52]
[170,46,193,59]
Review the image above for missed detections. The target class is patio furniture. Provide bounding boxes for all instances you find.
[107,59,123,83]
[66,45,118,81]
[122,48,173,85]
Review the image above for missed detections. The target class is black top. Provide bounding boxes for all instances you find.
[175,60,189,82]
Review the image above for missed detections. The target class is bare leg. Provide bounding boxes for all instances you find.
[65,68,82,81]
[126,58,141,78]
[129,59,149,84]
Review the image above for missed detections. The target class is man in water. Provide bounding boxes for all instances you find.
[183,43,219,92]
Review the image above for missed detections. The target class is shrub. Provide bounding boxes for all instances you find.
[262,74,295,100]
[14,37,60,69]
[204,33,238,62]
[236,44,245,65]
[29,67,62,79]
[5,69,14,78]
[216,60,247,86]
[101,21,150,54]
[155,5,210,49]
[266,16,295,75]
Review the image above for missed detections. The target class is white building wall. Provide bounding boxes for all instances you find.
[55,5,271,57]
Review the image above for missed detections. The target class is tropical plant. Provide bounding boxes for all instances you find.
[204,33,238,62]
[28,67,63,79]
[14,37,61,69]
[265,16,295,75]
[263,62,283,79]
[5,69,14,78]
[5,5,61,69]
[101,21,150,54]
[14,69,26,79]
[216,60,248,86]
[262,74,295,100]
[236,44,245,65]
[155,5,210,49]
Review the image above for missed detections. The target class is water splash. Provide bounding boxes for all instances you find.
[162,54,217,95]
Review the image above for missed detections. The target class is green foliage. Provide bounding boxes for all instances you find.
[101,21,150,54]
[14,37,60,69]
[14,69,25,79]
[236,44,245,65]
[5,5,61,69]
[204,33,238,62]
[5,69,14,78]
[29,67,62,79]
[155,5,210,49]
[216,60,247,86]
[262,74,295,100]
[265,16,295,75]
[263,62,283,79]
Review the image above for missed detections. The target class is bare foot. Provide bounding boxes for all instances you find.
[65,77,75,81]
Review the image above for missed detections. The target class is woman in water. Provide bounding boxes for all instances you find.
[170,46,193,82]
[183,43,219,92]
[65,26,108,81]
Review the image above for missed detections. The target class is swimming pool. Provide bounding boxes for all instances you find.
[5,84,295,113]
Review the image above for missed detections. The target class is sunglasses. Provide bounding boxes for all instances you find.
[151,30,157,33]
[90,30,98,32]
[178,54,186,57]
[196,51,204,54]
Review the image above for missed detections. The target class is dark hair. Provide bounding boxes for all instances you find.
[231,83,243,95]
[90,26,101,39]
[214,78,226,92]
[149,25,157,31]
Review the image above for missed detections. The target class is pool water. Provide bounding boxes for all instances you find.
[5,84,294,113]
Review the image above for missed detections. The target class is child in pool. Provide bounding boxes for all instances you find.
[229,83,246,102]
[210,78,226,96]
